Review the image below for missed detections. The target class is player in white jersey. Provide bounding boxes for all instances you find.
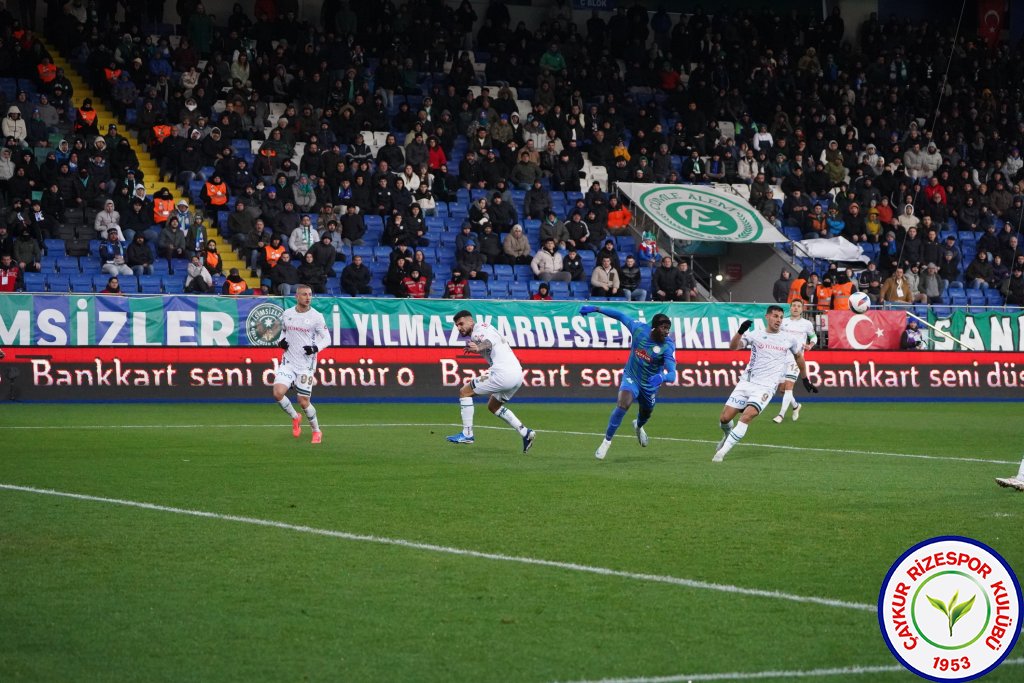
[772,299,818,424]
[273,285,331,443]
[713,305,818,462]
[995,456,1024,491]
[447,310,537,452]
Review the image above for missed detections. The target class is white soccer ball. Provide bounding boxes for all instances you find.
[849,291,871,314]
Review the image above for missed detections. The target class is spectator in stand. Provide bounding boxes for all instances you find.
[531,238,570,283]
[881,266,913,304]
[619,255,647,302]
[590,255,620,297]
[502,224,532,265]
[100,276,125,295]
[901,320,927,350]
[562,247,585,282]
[297,252,328,294]
[773,269,792,303]
[443,268,472,299]
[1003,263,1024,306]
[184,255,213,293]
[100,228,133,277]
[126,233,155,276]
[457,242,488,283]
[531,283,553,300]
[965,250,995,291]
[341,255,373,297]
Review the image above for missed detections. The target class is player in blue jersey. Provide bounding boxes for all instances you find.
[580,305,676,460]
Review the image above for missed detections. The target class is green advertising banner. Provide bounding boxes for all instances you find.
[928,310,1024,352]
[0,295,771,349]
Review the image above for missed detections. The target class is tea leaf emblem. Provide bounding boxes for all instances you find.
[927,590,977,637]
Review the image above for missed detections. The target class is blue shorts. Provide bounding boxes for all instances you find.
[619,375,657,410]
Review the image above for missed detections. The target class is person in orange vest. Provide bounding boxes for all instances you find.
[222,268,249,295]
[261,235,286,272]
[605,195,633,235]
[830,273,855,310]
[787,269,809,303]
[152,187,175,225]
[201,173,228,210]
[103,61,122,86]
[814,274,834,311]
[74,98,99,137]
[37,57,57,86]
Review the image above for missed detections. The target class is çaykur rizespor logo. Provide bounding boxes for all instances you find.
[246,303,285,345]
[879,536,1021,681]
[637,186,765,242]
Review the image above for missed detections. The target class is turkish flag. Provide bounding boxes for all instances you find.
[979,0,1006,48]
[827,310,907,350]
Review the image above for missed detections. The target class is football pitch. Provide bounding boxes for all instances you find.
[1,401,1021,682]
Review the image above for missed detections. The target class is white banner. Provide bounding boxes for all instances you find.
[616,183,789,244]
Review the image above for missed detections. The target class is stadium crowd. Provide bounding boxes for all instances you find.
[0,1,1021,308]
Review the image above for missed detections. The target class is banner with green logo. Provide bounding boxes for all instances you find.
[927,309,1024,351]
[616,183,788,243]
[0,295,774,349]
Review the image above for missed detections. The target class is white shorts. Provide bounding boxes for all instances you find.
[472,365,523,403]
[725,380,776,414]
[783,358,801,383]
[274,363,316,397]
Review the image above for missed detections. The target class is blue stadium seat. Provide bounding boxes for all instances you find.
[513,265,533,282]
[55,256,81,274]
[487,281,510,297]
[138,275,164,294]
[22,272,47,292]
[548,281,571,299]
[508,282,530,299]
[985,290,1005,305]
[44,239,65,256]
[49,275,71,292]
[491,264,514,281]
[92,274,112,291]
[69,274,95,292]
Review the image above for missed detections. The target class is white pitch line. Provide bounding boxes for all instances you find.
[0,483,874,613]
[2,421,1018,466]
[559,658,1024,683]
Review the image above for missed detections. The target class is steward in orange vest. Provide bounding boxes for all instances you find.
[814,278,834,311]
[38,59,57,84]
[74,99,99,136]
[831,276,854,310]
[152,188,175,224]
[788,272,808,303]
[222,271,249,295]
[202,175,228,208]
[262,237,286,269]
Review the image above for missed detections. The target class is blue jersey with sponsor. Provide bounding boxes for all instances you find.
[604,309,677,390]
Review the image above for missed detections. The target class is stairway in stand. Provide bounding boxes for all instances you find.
[40,38,248,278]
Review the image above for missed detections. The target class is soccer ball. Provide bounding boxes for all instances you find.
[849,291,871,314]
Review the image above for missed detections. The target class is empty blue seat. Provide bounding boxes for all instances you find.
[138,275,164,294]
[69,274,95,292]
[508,282,530,299]
[22,272,47,292]
[55,256,81,274]
[44,239,65,256]
[491,264,514,281]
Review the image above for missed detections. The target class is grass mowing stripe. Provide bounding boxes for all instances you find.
[0,482,875,613]
[562,657,1024,683]
[3,422,1018,466]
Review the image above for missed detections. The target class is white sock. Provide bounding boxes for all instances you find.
[718,421,749,456]
[1017,457,1024,479]
[304,404,320,432]
[278,396,299,419]
[778,390,794,417]
[496,405,528,436]
[460,396,474,437]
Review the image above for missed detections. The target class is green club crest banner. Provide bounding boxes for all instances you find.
[616,183,788,243]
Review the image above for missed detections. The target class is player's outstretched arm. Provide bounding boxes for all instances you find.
[729,320,752,350]
[580,305,633,326]
[795,352,819,392]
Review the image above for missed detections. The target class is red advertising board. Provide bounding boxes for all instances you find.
[1,347,1022,402]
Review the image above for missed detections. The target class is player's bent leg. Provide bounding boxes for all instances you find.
[634,399,653,447]
[714,405,756,462]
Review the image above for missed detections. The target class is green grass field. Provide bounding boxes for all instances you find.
[1,401,1021,682]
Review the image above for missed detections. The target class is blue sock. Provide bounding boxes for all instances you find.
[605,406,627,440]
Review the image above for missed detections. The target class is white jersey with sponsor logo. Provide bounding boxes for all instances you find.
[739,329,804,388]
[281,306,330,370]
[471,321,522,373]
[780,316,817,352]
